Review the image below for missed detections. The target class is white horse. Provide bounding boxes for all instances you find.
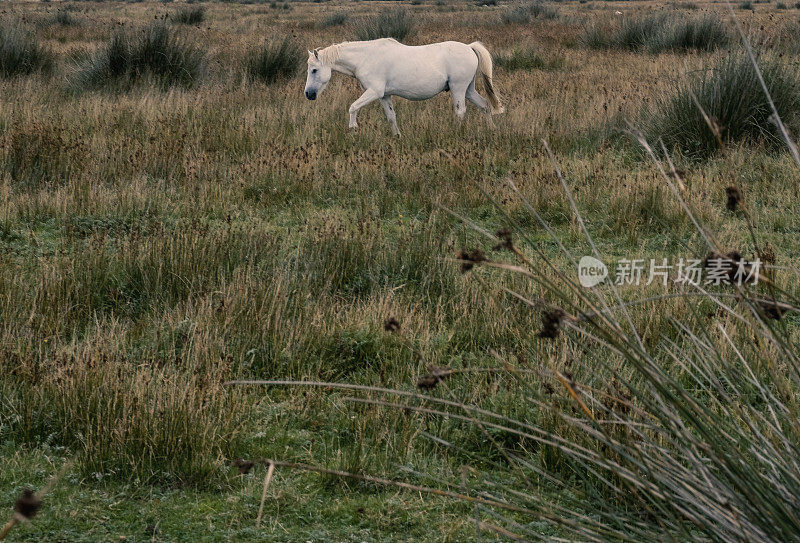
[304,38,504,136]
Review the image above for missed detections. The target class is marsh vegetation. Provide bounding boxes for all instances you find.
[2,0,800,540]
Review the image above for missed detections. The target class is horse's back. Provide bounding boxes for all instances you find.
[387,40,478,76]
[364,38,476,63]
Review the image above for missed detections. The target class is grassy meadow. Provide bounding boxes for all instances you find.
[2,0,800,540]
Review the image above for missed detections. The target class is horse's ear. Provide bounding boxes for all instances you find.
[313,49,320,60]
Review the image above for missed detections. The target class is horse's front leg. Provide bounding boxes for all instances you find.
[380,97,400,137]
[348,89,380,130]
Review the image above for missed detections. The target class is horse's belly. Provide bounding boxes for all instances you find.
[385,74,447,101]
[391,88,444,101]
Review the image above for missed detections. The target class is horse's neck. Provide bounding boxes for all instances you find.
[325,42,364,77]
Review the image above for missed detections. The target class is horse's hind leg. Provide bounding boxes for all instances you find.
[466,80,490,113]
[466,80,494,127]
[380,97,400,136]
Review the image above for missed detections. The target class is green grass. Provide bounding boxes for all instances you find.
[0,446,484,541]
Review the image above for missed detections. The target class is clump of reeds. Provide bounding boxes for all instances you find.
[318,12,348,28]
[245,37,302,84]
[582,12,729,53]
[0,24,54,77]
[500,1,559,24]
[494,48,563,71]
[73,23,204,91]
[354,9,415,42]
[172,5,206,25]
[647,53,800,157]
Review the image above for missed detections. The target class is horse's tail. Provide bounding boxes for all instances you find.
[469,41,504,115]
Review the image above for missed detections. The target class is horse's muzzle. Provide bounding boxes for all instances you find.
[305,90,316,100]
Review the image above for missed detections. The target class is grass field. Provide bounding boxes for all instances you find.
[2,0,800,540]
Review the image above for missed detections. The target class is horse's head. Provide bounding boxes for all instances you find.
[304,49,331,101]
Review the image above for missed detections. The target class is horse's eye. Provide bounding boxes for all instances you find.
[312,69,317,74]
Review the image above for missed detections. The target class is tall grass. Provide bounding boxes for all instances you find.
[582,13,730,53]
[52,10,79,26]
[0,223,266,483]
[648,53,800,157]
[74,24,204,90]
[246,37,301,84]
[1,352,246,486]
[500,1,559,24]
[495,47,563,71]
[354,9,415,42]
[172,5,206,25]
[318,12,348,28]
[0,25,53,77]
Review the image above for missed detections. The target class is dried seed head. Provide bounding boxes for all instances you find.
[232,458,254,474]
[492,228,513,251]
[416,374,440,390]
[761,243,776,265]
[458,249,486,273]
[603,378,632,414]
[670,168,686,180]
[757,299,784,320]
[725,186,742,212]
[539,309,566,339]
[427,365,452,379]
[416,366,453,390]
[14,489,41,520]
[383,317,400,333]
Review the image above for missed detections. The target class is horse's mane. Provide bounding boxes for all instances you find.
[317,43,342,65]
[318,38,399,65]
